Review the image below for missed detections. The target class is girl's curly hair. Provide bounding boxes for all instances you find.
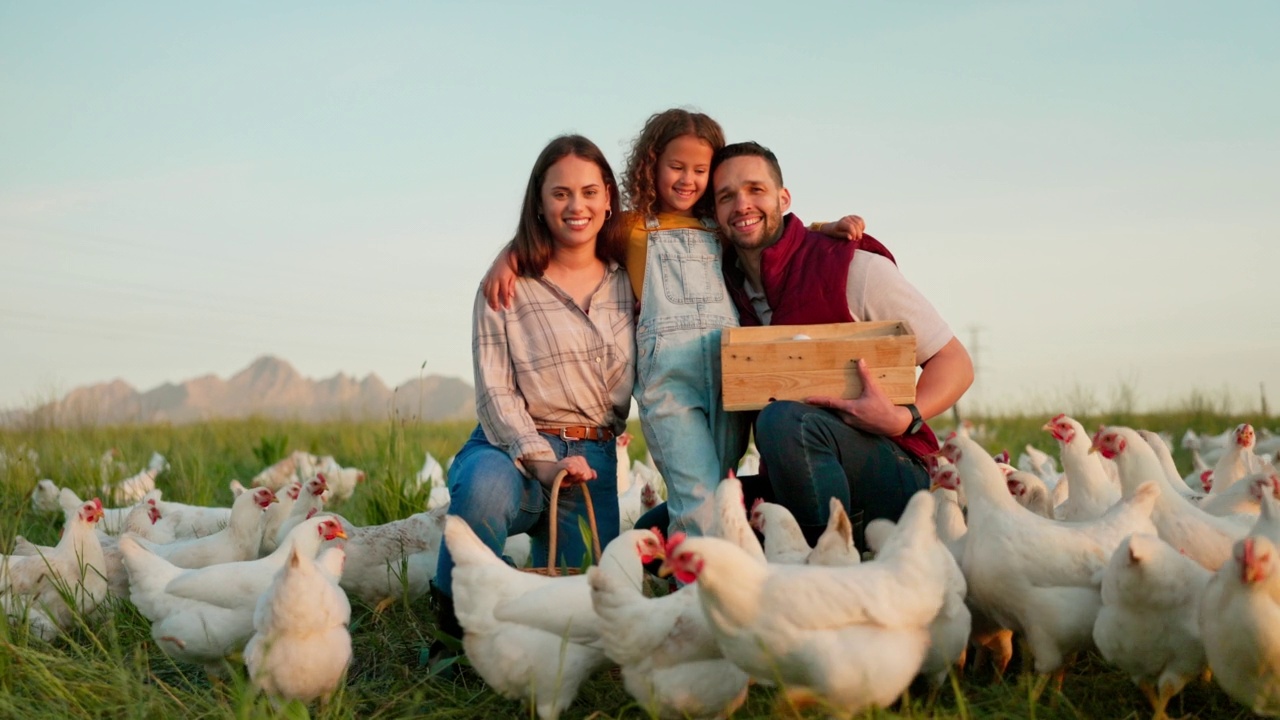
[622,109,725,220]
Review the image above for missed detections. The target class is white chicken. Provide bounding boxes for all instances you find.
[588,529,750,720]
[749,499,811,564]
[250,450,319,491]
[614,432,633,495]
[711,474,764,562]
[29,479,62,514]
[1093,532,1211,720]
[659,491,947,716]
[129,487,276,568]
[1004,467,1055,518]
[315,455,365,502]
[145,494,232,540]
[1044,413,1121,521]
[1136,429,1204,501]
[101,452,166,505]
[0,499,108,640]
[49,486,162,536]
[258,480,302,556]
[418,451,450,510]
[864,509,971,688]
[1211,423,1267,495]
[244,545,352,705]
[750,498,860,567]
[618,464,663,534]
[120,516,347,674]
[444,517,664,720]
[329,507,446,612]
[939,431,1159,685]
[1019,444,1062,486]
[1200,532,1280,716]
[1093,426,1247,570]
[1200,470,1280,518]
[273,475,329,549]
[13,500,162,599]
[736,441,760,476]
[806,498,861,567]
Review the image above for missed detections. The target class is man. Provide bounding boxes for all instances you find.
[712,141,974,549]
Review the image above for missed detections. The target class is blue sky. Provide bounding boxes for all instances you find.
[2,1,1277,414]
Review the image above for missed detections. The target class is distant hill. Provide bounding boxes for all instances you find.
[9,356,475,426]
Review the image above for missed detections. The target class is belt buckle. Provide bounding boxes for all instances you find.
[560,427,577,441]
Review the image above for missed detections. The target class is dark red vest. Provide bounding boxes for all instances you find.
[724,214,939,460]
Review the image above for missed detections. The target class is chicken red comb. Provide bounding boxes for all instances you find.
[315,473,327,484]
[945,431,957,441]
[994,450,1010,464]
[727,468,736,479]
[306,507,318,520]
[1050,413,1066,423]
[93,497,103,510]
[665,531,687,557]
[649,526,665,547]
[750,497,763,514]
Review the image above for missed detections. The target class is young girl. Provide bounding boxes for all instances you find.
[484,109,862,538]
[432,134,632,661]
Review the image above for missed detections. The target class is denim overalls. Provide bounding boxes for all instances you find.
[634,216,748,536]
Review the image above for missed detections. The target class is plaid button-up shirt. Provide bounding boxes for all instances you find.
[472,262,635,469]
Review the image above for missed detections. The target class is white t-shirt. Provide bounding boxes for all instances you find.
[743,251,954,363]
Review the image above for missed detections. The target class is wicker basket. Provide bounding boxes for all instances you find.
[521,469,602,577]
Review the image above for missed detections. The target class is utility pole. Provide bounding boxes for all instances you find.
[953,324,983,426]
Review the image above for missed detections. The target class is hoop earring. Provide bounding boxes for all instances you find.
[605,209,612,220]
[537,213,544,223]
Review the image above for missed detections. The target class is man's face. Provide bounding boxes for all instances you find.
[712,155,791,252]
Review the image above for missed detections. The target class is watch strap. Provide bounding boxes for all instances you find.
[905,403,924,435]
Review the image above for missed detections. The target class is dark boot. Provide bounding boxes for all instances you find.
[425,584,464,678]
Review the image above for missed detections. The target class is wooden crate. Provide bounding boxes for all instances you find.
[720,321,917,411]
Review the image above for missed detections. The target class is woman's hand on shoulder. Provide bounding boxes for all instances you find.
[482,247,519,310]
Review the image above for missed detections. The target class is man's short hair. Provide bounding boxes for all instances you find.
[711,141,784,187]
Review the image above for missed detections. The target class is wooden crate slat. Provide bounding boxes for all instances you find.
[722,366,918,412]
[721,336,915,374]
[721,320,908,345]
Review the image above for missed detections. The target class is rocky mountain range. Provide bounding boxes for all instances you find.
[9,356,475,426]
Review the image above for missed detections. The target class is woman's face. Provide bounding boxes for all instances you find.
[540,155,611,250]
[654,134,713,216]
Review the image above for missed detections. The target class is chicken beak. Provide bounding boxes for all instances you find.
[1087,445,1100,454]
[928,480,941,492]
[334,527,348,540]
[656,558,674,578]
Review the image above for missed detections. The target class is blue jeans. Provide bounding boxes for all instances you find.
[754,401,929,550]
[433,425,620,597]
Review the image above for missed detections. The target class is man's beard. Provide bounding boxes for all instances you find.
[725,209,785,251]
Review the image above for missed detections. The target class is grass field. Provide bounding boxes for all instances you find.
[0,408,1271,719]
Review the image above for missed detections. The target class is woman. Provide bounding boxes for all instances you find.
[430,135,633,664]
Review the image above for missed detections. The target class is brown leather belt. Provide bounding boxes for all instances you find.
[538,425,616,442]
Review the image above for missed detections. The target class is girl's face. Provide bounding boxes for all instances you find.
[654,134,714,216]
[540,155,611,250]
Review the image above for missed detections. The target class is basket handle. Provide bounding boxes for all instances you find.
[545,468,601,577]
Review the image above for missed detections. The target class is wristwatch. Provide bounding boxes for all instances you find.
[904,404,924,435]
